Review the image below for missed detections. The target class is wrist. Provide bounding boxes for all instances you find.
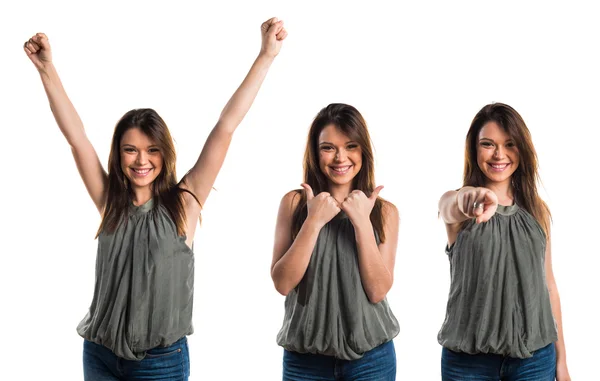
[351,216,372,232]
[305,216,324,231]
[38,62,56,78]
[257,51,277,62]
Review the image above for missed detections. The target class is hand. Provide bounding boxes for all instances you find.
[260,17,287,58]
[556,361,571,381]
[456,187,498,223]
[302,183,340,228]
[24,33,52,71]
[340,186,384,225]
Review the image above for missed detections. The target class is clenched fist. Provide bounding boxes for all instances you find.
[302,183,341,229]
[457,187,498,224]
[24,33,52,72]
[260,17,287,58]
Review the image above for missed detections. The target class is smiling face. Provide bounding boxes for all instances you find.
[476,121,520,186]
[318,124,363,188]
[120,127,163,190]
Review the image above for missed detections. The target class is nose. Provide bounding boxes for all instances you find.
[493,146,505,160]
[335,149,347,162]
[136,151,148,165]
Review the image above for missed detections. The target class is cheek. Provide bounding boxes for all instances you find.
[352,152,363,168]
[476,148,488,166]
[120,154,130,170]
[319,152,331,168]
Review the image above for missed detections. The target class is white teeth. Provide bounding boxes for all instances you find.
[332,166,350,173]
[133,168,151,174]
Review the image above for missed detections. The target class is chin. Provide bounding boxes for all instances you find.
[328,176,355,186]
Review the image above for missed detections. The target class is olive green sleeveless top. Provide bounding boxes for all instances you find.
[77,199,194,360]
[438,204,558,358]
[277,212,400,360]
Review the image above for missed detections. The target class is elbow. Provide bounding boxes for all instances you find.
[271,270,291,296]
[367,292,386,304]
[366,280,393,304]
[274,284,290,297]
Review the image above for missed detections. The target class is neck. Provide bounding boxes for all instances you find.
[484,178,515,205]
[328,182,353,205]
[132,186,153,206]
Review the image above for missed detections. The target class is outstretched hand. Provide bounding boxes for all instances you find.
[260,17,287,58]
[24,33,52,71]
[457,187,498,224]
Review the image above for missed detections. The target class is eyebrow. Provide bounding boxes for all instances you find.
[121,144,159,149]
[478,137,515,143]
[319,141,358,145]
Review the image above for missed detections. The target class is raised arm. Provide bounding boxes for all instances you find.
[438,186,498,246]
[24,33,107,213]
[181,18,287,211]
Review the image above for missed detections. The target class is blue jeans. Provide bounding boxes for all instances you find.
[283,340,396,380]
[83,337,190,381]
[441,342,556,381]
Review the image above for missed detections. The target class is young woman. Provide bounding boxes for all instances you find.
[437,103,571,381]
[24,18,287,381]
[271,103,400,380]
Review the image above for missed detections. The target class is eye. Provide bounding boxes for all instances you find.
[480,141,494,148]
[505,142,516,148]
[347,144,359,150]
[320,145,334,152]
[123,147,136,153]
[148,148,161,154]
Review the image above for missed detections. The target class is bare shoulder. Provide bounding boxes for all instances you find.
[280,189,303,214]
[381,199,400,222]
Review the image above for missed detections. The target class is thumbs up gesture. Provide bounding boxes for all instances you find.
[340,186,384,225]
[302,183,341,229]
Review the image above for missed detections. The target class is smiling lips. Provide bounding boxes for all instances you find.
[488,163,511,172]
[131,168,152,177]
[330,165,352,175]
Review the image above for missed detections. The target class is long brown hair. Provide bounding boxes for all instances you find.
[463,103,550,235]
[291,103,386,242]
[96,108,199,237]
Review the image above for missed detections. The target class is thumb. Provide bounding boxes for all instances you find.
[370,185,384,201]
[300,183,314,201]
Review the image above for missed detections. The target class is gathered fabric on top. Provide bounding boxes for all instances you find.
[277,211,399,360]
[77,199,194,361]
[438,204,558,358]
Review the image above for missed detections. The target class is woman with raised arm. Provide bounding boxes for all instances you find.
[437,103,570,381]
[24,17,287,381]
[271,104,400,380]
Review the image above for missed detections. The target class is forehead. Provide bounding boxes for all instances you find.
[120,127,156,146]
[479,121,512,141]
[318,124,353,143]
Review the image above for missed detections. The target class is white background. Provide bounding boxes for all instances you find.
[1,0,598,379]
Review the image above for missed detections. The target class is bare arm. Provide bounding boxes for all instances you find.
[24,34,107,213]
[182,18,287,217]
[545,234,571,381]
[353,201,399,304]
[271,185,341,296]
